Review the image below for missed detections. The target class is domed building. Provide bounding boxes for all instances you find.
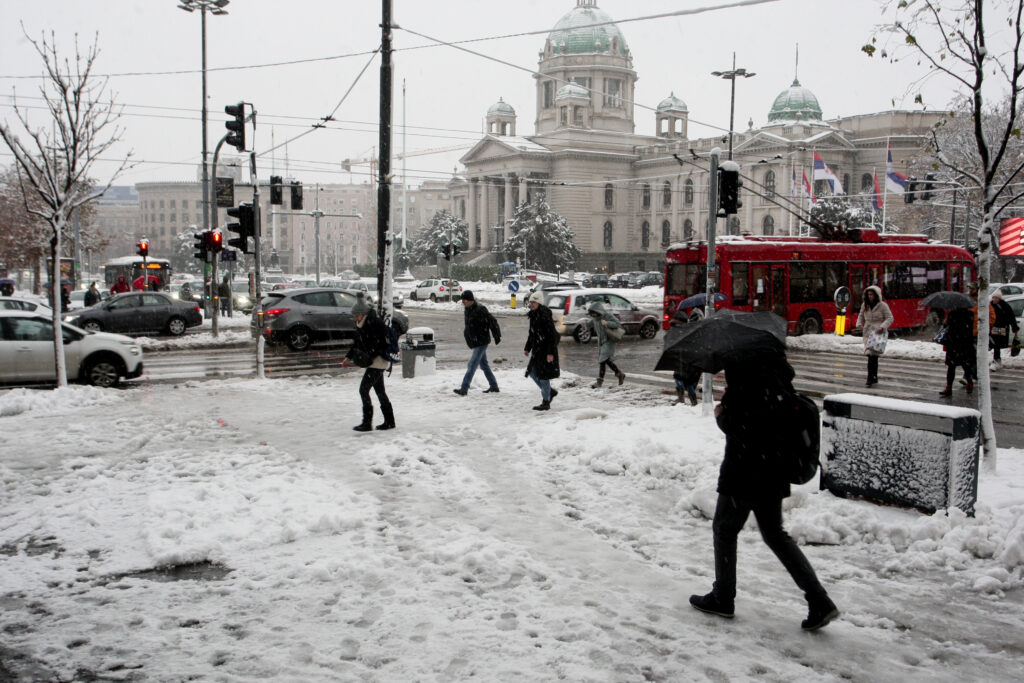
[450,1,946,273]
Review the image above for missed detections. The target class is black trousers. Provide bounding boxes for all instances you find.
[712,494,828,604]
[358,368,393,425]
[866,355,878,382]
[598,360,620,378]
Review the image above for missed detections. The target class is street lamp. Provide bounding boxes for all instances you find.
[177,0,229,234]
[712,53,755,161]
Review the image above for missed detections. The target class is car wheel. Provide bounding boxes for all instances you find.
[797,311,822,336]
[286,325,312,351]
[166,316,187,336]
[410,291,417,301]
[84,356,121,388]
[639,320,658,340]
[81,320,102,332]
[573,325,592,344]
[429,294,437,302]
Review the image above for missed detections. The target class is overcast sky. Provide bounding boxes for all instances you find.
[0,0,963,189]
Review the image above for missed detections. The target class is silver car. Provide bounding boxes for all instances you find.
[553,288,661,343]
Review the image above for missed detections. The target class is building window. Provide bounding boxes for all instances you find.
[604,78,622,107]
[861,173,873,193]
[560,106,568,125]
[170,213,176,223]
[571,76,591,91]
[573,105,584,127]
[604,183,614,209]
[460,199,466,218]
[663,181,672,208]
[684,219,693,240]
[661,220,671,246]
[728,217,740,235]
[763,215,775,236]
[159,200,164,209]
[641,183,651,209]
[169,200,176,209]
[684,179,694,205]
[603,221,613,248]
[543,81,554,108]
[641,221,650,249]
[765,171,776,199]
[843,173,851,194]
[182,199,188,209]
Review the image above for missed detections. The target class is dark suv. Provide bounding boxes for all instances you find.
[252,288,408,351]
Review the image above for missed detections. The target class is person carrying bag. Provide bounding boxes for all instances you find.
[853,285,893,387]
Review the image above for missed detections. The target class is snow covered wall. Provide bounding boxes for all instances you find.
[821,393,980,516]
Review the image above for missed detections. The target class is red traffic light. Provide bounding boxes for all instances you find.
[208,231,224,253]
[137,239,149,257]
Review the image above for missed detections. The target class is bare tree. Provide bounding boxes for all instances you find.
[869,0,1024,471]
[0,29,132,386]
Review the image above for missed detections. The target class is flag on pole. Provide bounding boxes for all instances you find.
[813,151,844,194]
[885,145,907,194]
[791,163,798,201]
[801,169,815,203]
[873,171,883,212]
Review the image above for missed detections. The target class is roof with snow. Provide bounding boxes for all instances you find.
[657,92,688,113]
[488,98,516,116]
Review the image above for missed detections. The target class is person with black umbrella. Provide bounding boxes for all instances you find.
[940,303,977,397]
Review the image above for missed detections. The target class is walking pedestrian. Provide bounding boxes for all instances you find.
[453,290,501,396]
[690,353,840,631]
[989,291,1019,370]
[585,301,626,388]
[218,276,232,316]
[84,281,102,307]
[342,300,396,431]
[669,312,699,405]
[854,285,892,386]
[524,291,560,411]
[940,305,976,396]
[110,274,130,294]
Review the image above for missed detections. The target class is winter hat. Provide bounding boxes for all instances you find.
[991,290,1002,300]
[351,299,370,315]
[528,291,544,304]
[461,290,475,302]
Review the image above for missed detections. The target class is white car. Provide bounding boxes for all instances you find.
[552,288,662,343]
[1003,293,1024,330]
[409,279,463,302]
[0,310,144,387]
[0,296,54,316]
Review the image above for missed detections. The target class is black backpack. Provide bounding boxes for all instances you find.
[776,391,821,485]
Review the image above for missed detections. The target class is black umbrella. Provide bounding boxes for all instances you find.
[677,291,729,310]
[655,309,787,374]
[920,290,975,310]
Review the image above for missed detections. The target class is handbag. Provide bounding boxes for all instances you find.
[933,325,949,345]
[602,319,626,342]
[866,329,887,354]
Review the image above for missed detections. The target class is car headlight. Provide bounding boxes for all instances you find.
[64,315,79,324]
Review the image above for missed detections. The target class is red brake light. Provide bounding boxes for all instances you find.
[564,298,571,314]
[264,307,290,317]
[439,286,445,291]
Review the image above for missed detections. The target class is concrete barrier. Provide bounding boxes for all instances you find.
[821,393,980,516]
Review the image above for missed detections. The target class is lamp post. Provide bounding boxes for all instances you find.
[712,53,755,161]
[177,0,229,233]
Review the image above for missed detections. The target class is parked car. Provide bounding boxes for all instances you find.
[582,273,609,288]
[361,281,404,309]
[252,287,409,352]
[63,292,203,336]
[409,279,463,302]
[552,288,661,343]
[528,280,581,297]
[989,283,1024,298]
[1004,293,1024,329]
[637,271,664,288]
[340,269,360,280]
[169,282,204,306]
[0,296,53,315]
[0,310,143,388]
[607,274,629,288]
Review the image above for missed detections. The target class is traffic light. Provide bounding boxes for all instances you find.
[452,243,461,257]
[193,232,207,261]
[718,162,742,215]
[225,102,245,152]
[270,175,283,205]
[905,176,918,204]
[440,243,452,260]
[290,181,303,210]
[226,202,255,254]
[136,239,149,258]
[208,230,223,254]
[922,173,936,201]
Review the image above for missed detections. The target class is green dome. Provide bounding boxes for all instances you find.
[768,79,822,122]
[488,98,515,116]
[556,83,590,100]
[547,1,629,57]
[657,92,687,113]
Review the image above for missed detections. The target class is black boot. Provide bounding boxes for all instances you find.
[689,592,734,618]
[550,388,559,402]
[377,403,396,430]
[802,598,839,631]
[532,400,550,411]
[353,423,372,432]
[354,405,373,431]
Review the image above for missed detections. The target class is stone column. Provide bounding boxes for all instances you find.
[467,178,478,251]
[649,183,656,251]
[481,177,491,251]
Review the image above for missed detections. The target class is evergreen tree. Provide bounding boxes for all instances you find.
[411,209,467,265]
[502,198,581,273]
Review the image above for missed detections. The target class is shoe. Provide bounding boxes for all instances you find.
[689,592,734,619]
[375,422,395,431]
[550,388,559,402]
[532,401,550,411]
[483,387,500,393]
[865,378,878,387]
[616,371,626,386]
[353,423,372,432]
[592,378,604,389]
[965,380,974,394]
[689,395,699,406]
[939,386,952,397]
[959,378,969,387]
[453,388,468,396]
[802,600,840,631]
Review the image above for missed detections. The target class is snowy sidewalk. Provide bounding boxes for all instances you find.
[1,371,1022,681]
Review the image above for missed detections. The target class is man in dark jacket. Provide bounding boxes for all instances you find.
[84,282,102,307]
[523,291,560,411]
[690,353,839,631]
[342,300,396,431]
[989,291,1020,370]
[453,290,501,396]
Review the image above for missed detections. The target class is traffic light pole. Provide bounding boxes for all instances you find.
[702,148,721,416]
[208,134,232,339]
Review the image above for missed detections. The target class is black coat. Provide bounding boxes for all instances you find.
[84,288,102,307]
[525,305,560,380]
[715,355,796,501]
[346,310,390,366]
[944,307,976,365]
[464,302,501,348]
[991,300,1019,349]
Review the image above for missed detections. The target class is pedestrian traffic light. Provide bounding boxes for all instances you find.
[452,243,461,257]
[922,173,936,201]
[440,243,452,260]
[226,202,255,254]
[208,230,223,254]
[905,176,918,204]
[270,175,283,205]
[193,232,207,261]
[136,239,149,258]
[290,181,303,210]
[718,162,742,215]
[225,102,245,152]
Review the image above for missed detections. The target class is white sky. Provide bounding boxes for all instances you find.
[0,0,962,189]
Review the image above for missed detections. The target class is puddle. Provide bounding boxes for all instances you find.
[0,536,64,558]
[103,560,233,584]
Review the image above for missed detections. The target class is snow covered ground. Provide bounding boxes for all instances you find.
[2,369,1023,681]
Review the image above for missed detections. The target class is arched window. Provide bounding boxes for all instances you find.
[762,215,775,236]
[728,217,740,235]
[603,221,613,248]
[843,174,851,194]
[641,183,651,209]
[459,199,466,219]
[765,171,776,198]
[684,219,693,240]
[861,173,873,193]
[661,219,671,246]
[684,179,694,205]
[604,183,614,209]
[641,221,650,249]
[663,181,672,207]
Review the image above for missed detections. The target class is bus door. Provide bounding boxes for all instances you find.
[770,265,788,319]
[947,263,974,292]
[750,264,769,312]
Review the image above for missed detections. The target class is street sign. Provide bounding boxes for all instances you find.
[220,250,237,262]
[833,286,851,310]
[215,177,235,208]
[508,280,520,293]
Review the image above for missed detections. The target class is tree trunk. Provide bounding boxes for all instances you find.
[976,211,996,472]
[50,222,68,387]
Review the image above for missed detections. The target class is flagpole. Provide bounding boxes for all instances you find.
[882,139,889,231]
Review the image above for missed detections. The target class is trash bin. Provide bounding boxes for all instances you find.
[401,326,436,378]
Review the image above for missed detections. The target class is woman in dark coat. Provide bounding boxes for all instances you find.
[342,299,396,431]
[940,306,976,396]
[989,291,1020,370]
[690,353,839,631]
[523,291,560,411]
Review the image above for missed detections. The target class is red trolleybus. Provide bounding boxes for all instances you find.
[663,229,975,335]
[103,256,173,291]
